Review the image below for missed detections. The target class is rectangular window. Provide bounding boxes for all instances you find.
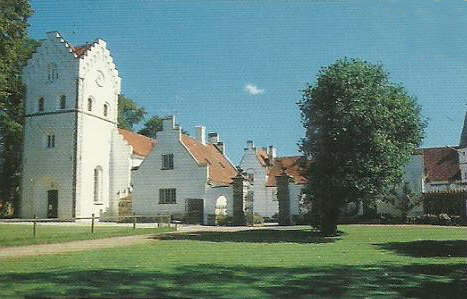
[161,154,174,169]
[47,134,55,148]
[159,188,176,204]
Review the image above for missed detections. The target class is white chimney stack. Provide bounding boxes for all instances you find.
[208,132,219,144]
[195,126,206,145]
[268,145,277,160]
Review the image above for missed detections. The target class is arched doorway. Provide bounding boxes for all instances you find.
[215,196,227,216]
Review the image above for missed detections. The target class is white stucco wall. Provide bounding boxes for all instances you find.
[132,117,208,218]
[21,32,122,219]
[20,33,79,219]
[238,143,278,217]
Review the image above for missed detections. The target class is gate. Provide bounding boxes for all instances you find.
[185,198,204,224]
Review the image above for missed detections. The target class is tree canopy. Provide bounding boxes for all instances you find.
[137,115,163,139]
[298,58,425,235]
[117,95,146,131]
[0,0,35,216]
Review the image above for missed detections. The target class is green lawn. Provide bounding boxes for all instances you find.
[1,225,466,298]
[0,224,174,247]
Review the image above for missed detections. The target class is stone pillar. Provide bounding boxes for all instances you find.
[232,173,246,226]
[277,171,292,226]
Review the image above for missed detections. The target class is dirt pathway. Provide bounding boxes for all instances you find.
[0,234,157,259]
[0,225,289,259]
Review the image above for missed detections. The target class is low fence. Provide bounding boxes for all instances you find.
[0,213,175,238]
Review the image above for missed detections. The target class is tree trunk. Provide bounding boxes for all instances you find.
[320,200,339,236]
[320,212,337,236]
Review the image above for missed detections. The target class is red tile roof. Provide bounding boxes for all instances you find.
[266,156,309,187]
[70,43,94,58]
[181,135,237,186]
[118,129,156,157]
[256,150,270,167]
[423,147,460,182]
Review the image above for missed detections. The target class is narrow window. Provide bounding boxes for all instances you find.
[159,188,176,204]
[103,103,108,117]
[59,95,66,109]
[162,154,174,169]
[87,98,93,111]
[94,166,103,202]
[247,173,254,182]
[47,134,55,148]
[38,97,44,112]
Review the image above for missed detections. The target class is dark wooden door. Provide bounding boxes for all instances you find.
[185,198,204,224]
[47,190,58,218]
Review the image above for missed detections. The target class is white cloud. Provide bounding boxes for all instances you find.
[244,84,265,96]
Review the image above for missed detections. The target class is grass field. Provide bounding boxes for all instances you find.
[0,224,174,247]
[0,225,466,298]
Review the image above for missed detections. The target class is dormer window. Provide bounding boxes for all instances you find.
[59,95,66,110]
[47,63,58,82]
[38,97,44,112]
[103,103,109,117]
[87,98,93,111]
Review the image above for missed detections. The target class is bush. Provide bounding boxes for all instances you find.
[253,213,264,225]
[215,214,232,226]
[438,213,451,226]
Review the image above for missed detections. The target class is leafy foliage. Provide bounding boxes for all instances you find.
[117,95,146,131]
[298,58,425,235]
[137,115,163,138]
[0,0,36,216]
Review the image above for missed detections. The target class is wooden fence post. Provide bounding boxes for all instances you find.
[91,213,95,233]
[33,214,37,239]
[133,212,136,231]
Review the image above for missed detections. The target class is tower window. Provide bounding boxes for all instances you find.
[87,98,93,111]
[103,103,109,117]
[47,134,55,148]
[38,97,44,112]
[59,95,66,110]
[94,166,103,202]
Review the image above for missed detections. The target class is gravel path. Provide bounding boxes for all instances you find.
[0,234,156,259]
[0,225,301,259]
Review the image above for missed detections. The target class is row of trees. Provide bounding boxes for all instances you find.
[0,1,165,216]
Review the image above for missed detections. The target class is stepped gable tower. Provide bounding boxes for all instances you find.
[21,32,121,219]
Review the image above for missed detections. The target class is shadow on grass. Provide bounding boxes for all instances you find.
[376,240,467,258]
[1,263,465,298]
[152,228,340,244]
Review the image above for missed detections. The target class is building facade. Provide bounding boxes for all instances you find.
[20,32,142,219]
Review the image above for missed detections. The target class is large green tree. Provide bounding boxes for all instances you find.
[117,94,146,131]
[138,115,163,139]
[0,0,35,216]
[298,58,425,236]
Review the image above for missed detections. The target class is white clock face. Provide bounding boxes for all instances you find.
[96,70,105,87]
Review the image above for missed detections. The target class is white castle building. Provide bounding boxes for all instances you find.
[20,32,147,219]
[20,32,237,222]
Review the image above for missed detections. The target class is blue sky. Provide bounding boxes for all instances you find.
[28,0,467,163]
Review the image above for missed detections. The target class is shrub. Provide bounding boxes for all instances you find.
[215,214,232,226]
[253,213,264,225]
[438,213,451,226]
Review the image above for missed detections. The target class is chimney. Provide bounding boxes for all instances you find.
[268,145,277,160]
[195,126,206,145]
[208,132,219,144]
[216,141,225,154]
